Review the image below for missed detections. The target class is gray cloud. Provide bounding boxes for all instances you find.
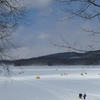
[10,18,100,59]
[9,1,100,59]
[23,0,52,9]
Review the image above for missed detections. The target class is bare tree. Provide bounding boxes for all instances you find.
[0,0,27,59]
[53,0,100,51]
[54,0,100,20]
[0,0,28,76]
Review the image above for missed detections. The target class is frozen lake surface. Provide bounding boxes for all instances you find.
[0,65,100,100]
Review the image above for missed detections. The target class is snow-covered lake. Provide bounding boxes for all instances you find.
[0,65,100,100]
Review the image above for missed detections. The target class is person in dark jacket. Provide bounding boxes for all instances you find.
[79,93,82,99]
[83,93,86,99]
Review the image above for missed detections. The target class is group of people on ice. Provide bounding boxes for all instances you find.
[79,93,86,99]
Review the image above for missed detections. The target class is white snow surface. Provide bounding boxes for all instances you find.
[0,65,100,100]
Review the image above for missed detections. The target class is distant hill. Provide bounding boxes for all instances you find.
[2,50,100,66]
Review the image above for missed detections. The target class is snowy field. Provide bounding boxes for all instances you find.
[0,65,100,100]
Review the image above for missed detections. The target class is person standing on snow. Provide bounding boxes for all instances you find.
[79,93,82,99]
[83,93,86,99]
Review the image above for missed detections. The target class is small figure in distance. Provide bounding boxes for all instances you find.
[83,93,86,99]
[79,93,82,99]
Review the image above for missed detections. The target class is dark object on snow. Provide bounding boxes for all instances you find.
[79,93,82,99]
[83,93,86,99]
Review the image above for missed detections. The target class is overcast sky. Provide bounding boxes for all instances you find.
[9,0,100,59]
